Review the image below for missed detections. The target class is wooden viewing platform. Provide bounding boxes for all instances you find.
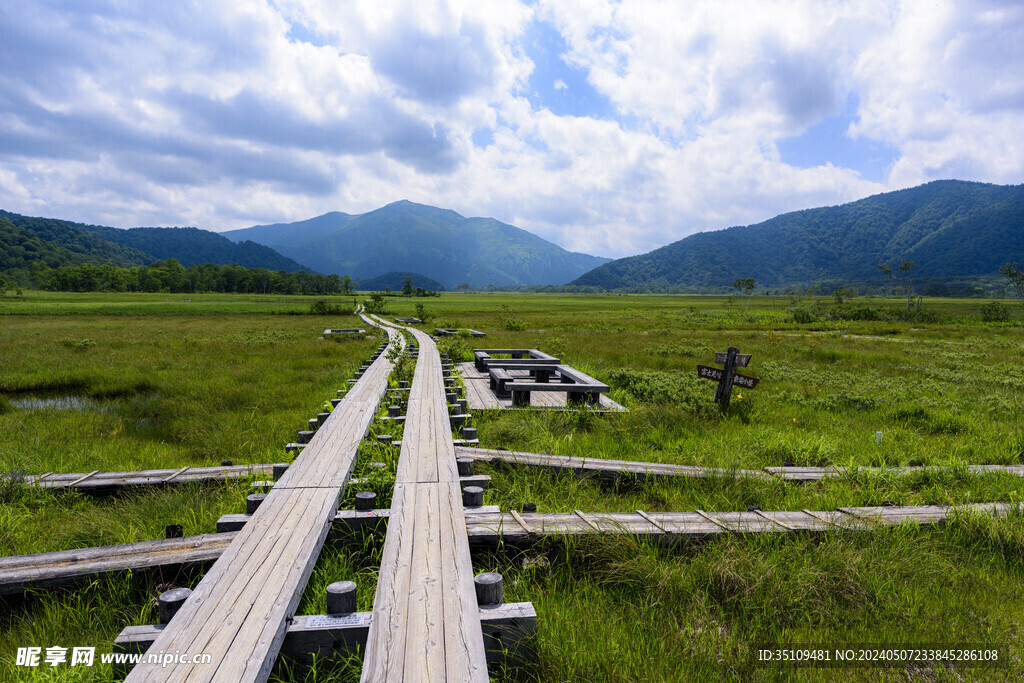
[122,313,403,682]
[360,317,488,682]
[457,362,626,412]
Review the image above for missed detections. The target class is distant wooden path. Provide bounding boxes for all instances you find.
[455,447,1024,482]
[123,313,403,682]
[457,362,626,412]
[360,317,488,682]
[2,463,278,493]
[455,447,770,480]
[3,503,1012,597]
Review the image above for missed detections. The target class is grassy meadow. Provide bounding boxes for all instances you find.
[1,290,1024,681]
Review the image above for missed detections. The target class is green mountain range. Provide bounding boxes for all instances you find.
[572,180,1024,291]
[76,224,308,272]
[0,211,311,277]
[224,200,611,288]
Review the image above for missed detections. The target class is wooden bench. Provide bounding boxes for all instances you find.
[488,368,515,397]
[507,364,609,407]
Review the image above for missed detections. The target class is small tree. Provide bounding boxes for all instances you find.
[0,275,7,298]
[999,263,1024,306]
[365,292,388,314]
[401,276,413,297]
[878,259,920,314]
[733,278,755,310]
[456,282,471,293]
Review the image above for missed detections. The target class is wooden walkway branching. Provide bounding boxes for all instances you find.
[2,503,1012,598]
[456,447,1024,482]
[1,464,278,493]
[122,313,403,683]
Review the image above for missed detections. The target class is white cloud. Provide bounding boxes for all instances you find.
[0,0,1021,259]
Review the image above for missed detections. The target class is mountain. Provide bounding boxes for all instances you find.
[350,271,444,292]
[0,210,312,274]
[0,211,153,268]
[223,200,610,287]
[571,180,1024,290]
[77,224,309,272]
[223,212,354,247]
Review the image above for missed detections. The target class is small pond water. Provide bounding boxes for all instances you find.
[10,396,95,411]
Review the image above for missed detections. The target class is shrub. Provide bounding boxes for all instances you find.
[309,300,354,316]
[980,301,1011,323]
[792,307,819,324]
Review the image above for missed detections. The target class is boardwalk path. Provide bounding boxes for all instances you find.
[124,313,402,682]
[360,317,488,682]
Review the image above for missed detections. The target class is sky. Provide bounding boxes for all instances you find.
[1,0,1022,259]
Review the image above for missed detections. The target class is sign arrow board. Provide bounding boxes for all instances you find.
[714,352,751,367]
[697,365,760,388]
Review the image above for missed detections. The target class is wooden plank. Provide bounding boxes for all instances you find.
[635,509,667,533]
[694,510,736,533]
[124,315,404,682]
[510,509,533,534]
[456,446,767,481]
[8,502,1018,597]
[573,509,601,532]
[67,470,100,487]
[117,603,534,675]
[161,466,190,484]
[362,321,487,682]
[751,509,794,531]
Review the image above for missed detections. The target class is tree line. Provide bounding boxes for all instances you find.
[24,259,355,295]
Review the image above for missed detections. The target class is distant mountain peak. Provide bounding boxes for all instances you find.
[224,200,610,287]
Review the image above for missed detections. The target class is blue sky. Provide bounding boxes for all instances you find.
[0,0,1022,258]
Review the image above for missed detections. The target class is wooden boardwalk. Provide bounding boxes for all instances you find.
[361,318,488,682]
[455,447,1024,483]
[5,502,1013,598]
[455,447,769,480]
[457,362,626,412]
[2,463,278,493]
[123,314,403,682]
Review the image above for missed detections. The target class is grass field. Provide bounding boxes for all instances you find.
[1,290,1023,681]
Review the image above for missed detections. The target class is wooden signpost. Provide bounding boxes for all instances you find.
[698,346,760,407]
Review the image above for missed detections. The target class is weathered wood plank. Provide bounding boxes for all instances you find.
[362,319,487,683]
[6,504,1016,598]
[123,315,403,682]
[456,446,767,480]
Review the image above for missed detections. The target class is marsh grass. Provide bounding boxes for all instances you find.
[3,292,1024,680]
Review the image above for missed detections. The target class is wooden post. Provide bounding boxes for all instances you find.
[714,346,738,406]
[355,492,376,511]
[463,485,484,507]
[159,588,192,624]
[273,464,289,481]
[165,524,183,539]
[474,573,503,606]
[246,493,266,515]
[457,458,475,476]
[326,581,357,614]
